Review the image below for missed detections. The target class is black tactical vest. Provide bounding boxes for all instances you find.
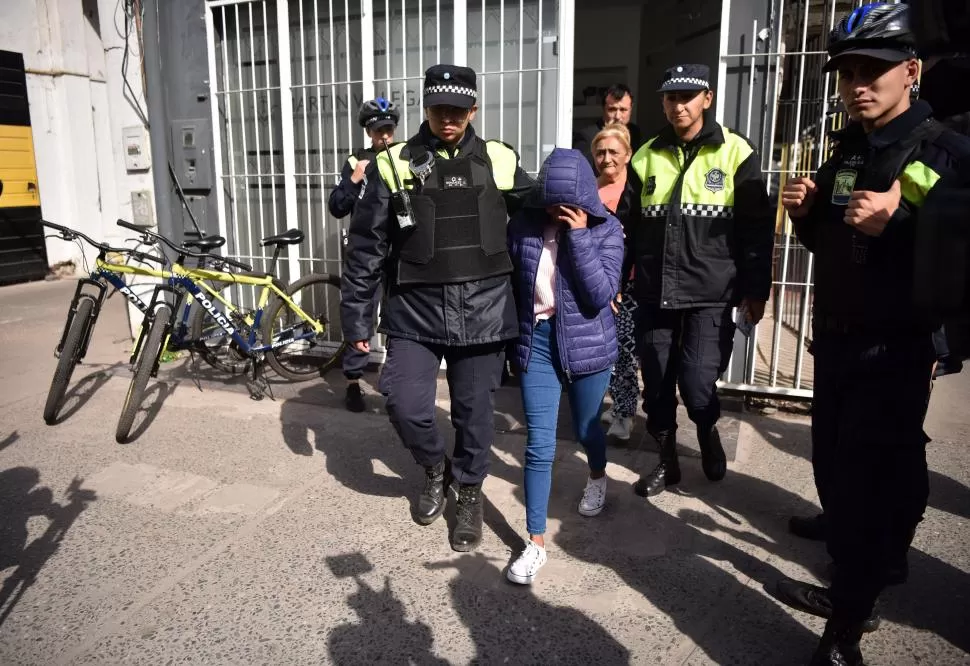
[394,137,513,285]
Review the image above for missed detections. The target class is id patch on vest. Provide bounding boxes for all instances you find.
[704,167,726,193]
[832,169,858,206]
[443,174,469,189]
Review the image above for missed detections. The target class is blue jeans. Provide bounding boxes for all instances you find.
[519,319,611,535]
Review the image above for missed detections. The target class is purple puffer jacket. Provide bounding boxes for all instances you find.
[507,148,625,378]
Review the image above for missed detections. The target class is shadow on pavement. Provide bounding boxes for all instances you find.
[0,431,18,454]
[121,381,178,444]
[50,365,119,425]
[425,552,630,664]
[325,552,449,665]
[0,470,96,627]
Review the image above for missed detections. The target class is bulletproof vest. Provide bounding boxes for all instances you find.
[393,138,513,286]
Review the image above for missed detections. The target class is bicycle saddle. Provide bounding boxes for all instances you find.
[260,228,305,247]
[184,235,226,251]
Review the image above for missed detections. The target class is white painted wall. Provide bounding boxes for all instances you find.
[0,0,155,268]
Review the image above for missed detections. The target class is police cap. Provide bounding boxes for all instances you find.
[423,64,478,109]
[657,64,711,93]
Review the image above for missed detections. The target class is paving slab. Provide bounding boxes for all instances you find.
[0,279,968,665]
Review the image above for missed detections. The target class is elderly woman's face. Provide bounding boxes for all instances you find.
[593,136,630,177]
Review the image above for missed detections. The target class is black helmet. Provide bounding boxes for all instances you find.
[357,97,399,130]
[823,3,917,72]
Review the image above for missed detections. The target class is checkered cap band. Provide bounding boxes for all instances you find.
[661,77,710,90]
[642,204,670,218]
[682,203,734,218]
[424,84,477,99]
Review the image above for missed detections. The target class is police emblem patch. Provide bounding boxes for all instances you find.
[832,169,857,206]
[704,167,726,193]
[645,176,656,195]
[443,175,468,189]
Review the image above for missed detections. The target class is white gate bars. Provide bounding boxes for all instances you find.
[716,0,875,398]
[205,0,566,351]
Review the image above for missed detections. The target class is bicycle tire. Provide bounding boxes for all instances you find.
[262,273,347,381]
[116,304,171,443]
[187,296,252,376]
[43,297,96,425]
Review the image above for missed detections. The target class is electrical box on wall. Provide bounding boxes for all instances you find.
[122,125,151,171]
[170,118,213,191]
[131,190,154,227]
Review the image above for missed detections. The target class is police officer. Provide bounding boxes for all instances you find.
[327,98,400,413]
[627,64,774,497]
[775,5,970,664]
[340,64,534,552]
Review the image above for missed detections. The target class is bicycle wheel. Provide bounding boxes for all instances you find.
[187,295,252,376]
[116,304,171,443]
[262,273,347,381]
[43,297,96,425]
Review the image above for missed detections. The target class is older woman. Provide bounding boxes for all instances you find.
[505,148,624,584]
[593,123,641,443]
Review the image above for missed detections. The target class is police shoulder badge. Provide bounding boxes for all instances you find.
[704,167,726,193]
[832,169,858,206]
[645,175,656,195]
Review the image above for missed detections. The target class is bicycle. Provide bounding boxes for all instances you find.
[115,219,346,441]
[40,220,249,426]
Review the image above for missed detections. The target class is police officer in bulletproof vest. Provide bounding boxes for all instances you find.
[775,5,970,664]
[340,64,534,552]
[627,64,774,498]
[328,98,400,413]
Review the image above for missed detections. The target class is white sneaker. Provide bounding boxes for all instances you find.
[578,475,607,516]
[607,415,633,441]
[507,541,547,585]
[601,409,614,424]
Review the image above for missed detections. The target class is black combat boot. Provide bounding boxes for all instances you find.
[774,578,881,633]
[415,460,449,525]
[344,383,365,413]
[634,431,681,497]
[809,618,866,666]
[789,513,828,541]
[451,483,484,552]
[697,424,726,481]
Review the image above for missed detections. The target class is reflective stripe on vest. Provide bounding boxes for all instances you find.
[631,129,754,215]
[898,160,941,208]
[376,139,518,193]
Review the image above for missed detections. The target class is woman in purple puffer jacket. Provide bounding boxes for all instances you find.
[505,147,624,585]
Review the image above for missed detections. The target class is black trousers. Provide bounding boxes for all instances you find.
[378,336,505,485]
[811,330,935,624]
[637,304,735,435]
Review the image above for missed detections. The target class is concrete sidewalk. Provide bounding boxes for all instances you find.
[0,279,967,665]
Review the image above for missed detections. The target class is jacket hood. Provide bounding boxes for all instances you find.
[526,148,611,220]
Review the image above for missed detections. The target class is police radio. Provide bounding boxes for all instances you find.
[382,139,416,230]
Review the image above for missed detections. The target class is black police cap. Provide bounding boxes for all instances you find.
[657,64,711,93]
[423,64,478,109]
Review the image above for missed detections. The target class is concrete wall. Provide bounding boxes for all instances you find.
[0,0,156,271]
[573,3,643,126]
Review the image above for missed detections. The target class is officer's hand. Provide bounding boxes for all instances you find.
[350,159,371,184]
[557,206,588,230]
[844,179,901,237]
[353,340,370,353]
[740,298,766,325]
[782,177,817,219]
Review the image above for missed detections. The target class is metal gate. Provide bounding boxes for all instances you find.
[716,0,876,398]
[204,0,569,349]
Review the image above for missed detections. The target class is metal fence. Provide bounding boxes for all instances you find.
[717,0,877,398]
[205,0,566,350]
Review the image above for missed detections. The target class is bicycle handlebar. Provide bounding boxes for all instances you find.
[116,219,253,272]
[41,219,165,265]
